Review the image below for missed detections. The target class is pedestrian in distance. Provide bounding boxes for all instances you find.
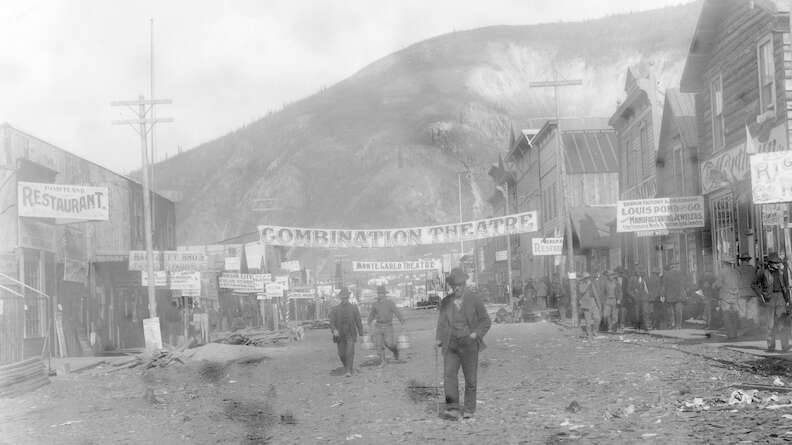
[628,268,650,331]
[663,263,689,330]
[715,258,741,340]
[368,285,405,366]
[435,267,491,420]
[647,268,665,329]
[578,272,601,339]
[328,287,364,377]
[602,270,621,332]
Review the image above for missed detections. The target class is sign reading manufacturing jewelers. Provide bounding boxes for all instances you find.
[617,196,705,233]
[17,182,109,220]
[750,151,792,204]
[531,238,563,256]
[258,211,538,248]
[352,259,441,272]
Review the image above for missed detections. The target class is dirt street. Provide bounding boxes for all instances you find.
[3,310,792,444]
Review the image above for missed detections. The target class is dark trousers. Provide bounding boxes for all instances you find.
[336,336,356,373]
[443,336,479,413]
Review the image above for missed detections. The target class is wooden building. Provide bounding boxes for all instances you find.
[655,88,706,282]
[680,0,791,269]
[609,64,665,275]
[0,123,177,364]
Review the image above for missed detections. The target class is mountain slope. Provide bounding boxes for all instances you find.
[152,1,703,245]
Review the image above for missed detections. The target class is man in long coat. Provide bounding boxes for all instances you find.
[329,287,364,377]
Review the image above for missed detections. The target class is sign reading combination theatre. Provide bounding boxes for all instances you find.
[617,196,705,233]
[18,181,109,221]
[258,211,537,248]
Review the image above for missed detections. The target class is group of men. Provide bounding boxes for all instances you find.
[327,268,491,421]
[328,285,404,377]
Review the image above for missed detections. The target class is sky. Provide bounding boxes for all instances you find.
[0,0,689,175]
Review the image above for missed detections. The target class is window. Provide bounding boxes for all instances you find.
[711,193,736,266]
[710,75,725,150]
[23,256,43,338]
[757,35,776,112]
[672,144,685,194]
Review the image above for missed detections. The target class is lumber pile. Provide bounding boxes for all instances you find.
[213,325,304,346]
[0,358,50,398]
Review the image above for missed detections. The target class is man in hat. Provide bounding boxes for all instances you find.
[329,287,364,377]
[663,263,690,330]
[368,285,405,365]
[578,272,601,339]
[754,252,791,351]
[436,267,491,420]
[602,271,621,332]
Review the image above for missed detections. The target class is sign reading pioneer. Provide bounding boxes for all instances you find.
[258,211,538,248]
[352,260,440,272]
[531,238,563,256]
[617,196,705,233]
[17,181,109,220]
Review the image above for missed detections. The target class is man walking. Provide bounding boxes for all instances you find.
[368,285,405,365]
[754,253,790,351]
[602,271,620,332]
[329,288,364,377]
[578,273,601,339]
[436,268,491,420]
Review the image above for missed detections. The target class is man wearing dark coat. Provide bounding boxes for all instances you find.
[435,268,491,420]
[329,287,364,377]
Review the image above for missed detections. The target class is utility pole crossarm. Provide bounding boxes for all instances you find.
[529,80,583,88]
[110,99,172,106]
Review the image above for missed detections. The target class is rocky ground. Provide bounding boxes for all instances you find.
[3,310,792,444]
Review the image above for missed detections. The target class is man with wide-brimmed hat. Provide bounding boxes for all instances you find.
[435,267,491,420]
[368,285,405,366]
[329,287,364,377]
[578,272,601,339]
[754,252,791,351]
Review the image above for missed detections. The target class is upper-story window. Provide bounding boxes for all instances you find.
[672,143,686,194]
[710,75,725,151]
[757,34,776,113]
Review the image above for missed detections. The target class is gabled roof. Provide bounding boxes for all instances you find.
[609,65,664,127]
[563,130,619,174]
[680,0,790,92]
[659,88,698,149]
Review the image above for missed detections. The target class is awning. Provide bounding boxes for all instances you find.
[567,206,617,250]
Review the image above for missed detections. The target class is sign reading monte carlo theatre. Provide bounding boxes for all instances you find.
[617,196,705,233]
[258,211,538,248]
[352,259,441,272]
[18,181,109,220]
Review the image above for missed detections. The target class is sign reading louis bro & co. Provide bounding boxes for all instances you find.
[617,196,705,233]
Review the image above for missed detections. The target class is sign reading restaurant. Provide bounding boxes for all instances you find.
[17,181,109,221]
[258,211,538,248]
[617,196,705,233]
[352,259,440,272]
[531,238,563,256]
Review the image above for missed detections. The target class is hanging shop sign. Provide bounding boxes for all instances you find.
[258,211,538,248]
[750,151,792,204]
[170,271,201,292]
[617,196,705,233]
[495,250,508,262]
[224,257,241,271]
[141,270,168,287]
[531,238,563,256]
[17,181,109,220]
[352,259,440,272]
[218,272,269,293]
[280,260,301,272]
[265,282,284,298]
[163,251,207,272]
[274,274,290,290]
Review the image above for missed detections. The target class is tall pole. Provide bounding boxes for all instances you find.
[111,96,173,320]
[458,172,464,255]
[530,77,583,327]
[139,95,156,318]
[149,19,157,240]
[504,182,513,304]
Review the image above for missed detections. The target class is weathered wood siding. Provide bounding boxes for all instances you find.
[698,1,789,158]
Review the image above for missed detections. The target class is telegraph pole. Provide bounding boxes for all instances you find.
[529,77,582,327]
[111,96,172,319]
[457,171,465,255]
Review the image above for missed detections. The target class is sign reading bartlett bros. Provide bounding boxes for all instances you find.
[18,181,109,220]
[258,211,537,248]
[617,196,705,233]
